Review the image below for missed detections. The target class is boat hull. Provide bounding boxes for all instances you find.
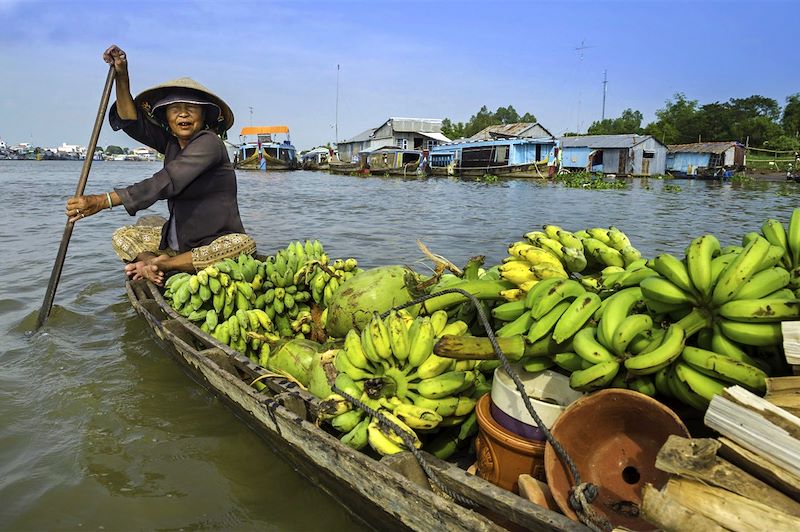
[125,279,584,532]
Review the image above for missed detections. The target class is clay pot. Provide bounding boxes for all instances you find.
[544,388,689,531]
[474,394,546,493]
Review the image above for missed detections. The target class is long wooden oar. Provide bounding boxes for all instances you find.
[35,65,116,330]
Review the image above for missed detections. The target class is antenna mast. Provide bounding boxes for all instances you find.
[601,70,608,121]
[335,64,340,146]
[574,40,593,133]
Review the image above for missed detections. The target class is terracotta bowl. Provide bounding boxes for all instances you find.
[544,388,689,531]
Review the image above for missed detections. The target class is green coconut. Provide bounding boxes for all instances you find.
[266,338,322,386]
[325,265,424,338]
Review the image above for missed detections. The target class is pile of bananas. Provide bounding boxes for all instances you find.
[497,225,644,301]
[163,240,359,361]
[482,216,800,412]
[313,311,492,457]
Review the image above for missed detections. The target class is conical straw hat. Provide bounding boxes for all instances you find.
[134,77,234,134]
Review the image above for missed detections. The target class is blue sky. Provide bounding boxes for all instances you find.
[1,0,797,151]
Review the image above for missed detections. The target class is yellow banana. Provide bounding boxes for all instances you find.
[587,227,612,245]
[367,417,406,455]
[343,329,372,370]
[429,310,449,336]
[439,320,469,337]
[386,311,410,361]
[393,403,443,430]
[368,311,392,359]
[415,354,454,380]
[408,392,459,417]
[414,370,475,399]
[361,326,382,363]
[542,224,564,240]
[407,318,435,367]
[557,229,584,251]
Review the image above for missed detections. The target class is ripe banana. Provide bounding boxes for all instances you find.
[413,370,475,399]
[557,229,584,251]
[415,354,455,380]
[409,392,460,417]
[386,311,410,361]
[624,324,686,375]
[407,318,436,367]
[393,403,443,430]
[367,417,406,455]
[368,311,393,359]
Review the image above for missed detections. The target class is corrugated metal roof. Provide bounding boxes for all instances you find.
[560,134,653,149]
[389,118,443,133]
[667,141,741,154]
[470,122,553,140]
[419,131,452,143]
[339,128,377,144]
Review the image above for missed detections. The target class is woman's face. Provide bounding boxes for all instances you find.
[165,102,205,143]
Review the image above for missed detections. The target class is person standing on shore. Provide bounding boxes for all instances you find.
[65,45,255,285]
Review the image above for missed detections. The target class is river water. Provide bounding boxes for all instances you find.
[1,160,798,530]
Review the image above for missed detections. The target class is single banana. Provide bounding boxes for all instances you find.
[627,375,657,397]
[717,297,800,323]
[407,318,435,367]
[330,409,365,433]
[386,311,410,360]
[717,318,783,346]
[673,361,725,404]
[652,253,698,297]
[552,351,585,372]
[429,310,449,336]
[334,350,374,381]
[496,310,535,338]
[607,226,632,251]
[624,324,686,375]
[344,329,372,370]
[620,245,643,267]
[733,267,790,300]
[596,286,644,349]
[569,360,620,392]
[712,235,772,306]
[680,346,767,393]
[614,266,658,289]
[560,246,588,273]
[709,323,757,365]
[340,417,369,450]
[413,370,475,399]
[521,356,555,373]
[439,320,469,337]
[526,299,571,343]
[542,224,564,240]
[788,208,800,267]
[392,403,443,430]
[415,354,455,380]
[668,365,709,410]
[557,229,584,251]
[530,236,567,260]
[759,245,787,272]
[367,418,406,455]
[360,326,382,363]
[530,279,586,319]
[552,292,602,343]
[640,276,698,307]
[369,312,393,359]
[491,300,528,322]
[610,313,654,357]
[572,326,617,364]
[524,277,564,309]
[587,227,613,245]
[373,411,422,449]
[686,233,721,301]
[408,392,459,417]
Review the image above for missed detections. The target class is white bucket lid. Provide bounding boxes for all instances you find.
[491,365,583,428]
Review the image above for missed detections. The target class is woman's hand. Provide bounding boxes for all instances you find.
[65,194,106,223]
[103,44,128,76]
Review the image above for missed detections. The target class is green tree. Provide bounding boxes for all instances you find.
[782,93,800,137]
[643,93,699,144]
[587,108,643,135]
[442,105,538,139]
[106,145,124,155]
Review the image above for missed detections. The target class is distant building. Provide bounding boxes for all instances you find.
[666,141,745,177]
[336,118,450,163]
[131,146,159,161]
[560,134,667,176]
[469,122,554,141]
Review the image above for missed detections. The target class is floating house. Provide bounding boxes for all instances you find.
[429,122,559,178]
[666,141,745,178]
[560,134,667,176]
[336,118,450,164]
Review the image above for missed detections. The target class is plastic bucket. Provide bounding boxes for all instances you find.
[474,393,546,493]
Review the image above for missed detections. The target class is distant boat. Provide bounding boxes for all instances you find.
[300,146,333,171]
[365,146,427,176]
[430,137,559,178]
[234,126,299,171]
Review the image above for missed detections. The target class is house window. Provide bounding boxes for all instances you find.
[643,151,655,159]
[399,138,408,149]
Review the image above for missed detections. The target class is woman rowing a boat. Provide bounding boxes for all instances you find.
[65,44,255,286]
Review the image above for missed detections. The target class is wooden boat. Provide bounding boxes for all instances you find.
[430,138,558,179]
[125,278,586,531]
[301,147,333,171]
[234,126,299,171]
[328,159,368,175]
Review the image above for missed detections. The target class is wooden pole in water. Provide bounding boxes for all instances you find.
[36,65,115,330]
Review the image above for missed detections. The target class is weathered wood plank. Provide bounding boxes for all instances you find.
[640,483,727,532]
[659,478,800,531]
[717,436,800,502]
[655,435,800,517]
